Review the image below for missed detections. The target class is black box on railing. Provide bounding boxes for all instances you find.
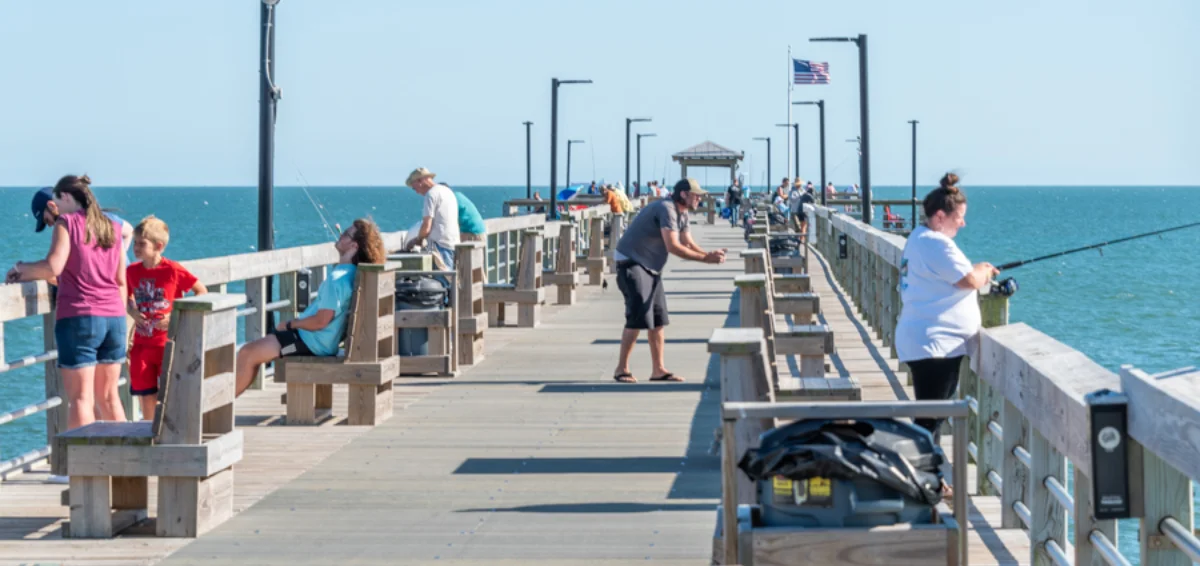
[837,234,848,259]
[1086,388,1132,520]
[295,268,312,312]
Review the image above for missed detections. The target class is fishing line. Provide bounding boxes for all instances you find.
[996,220,1200,271]
[295,168,341,241]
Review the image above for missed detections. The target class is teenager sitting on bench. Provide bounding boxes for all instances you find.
[235,219,387,396]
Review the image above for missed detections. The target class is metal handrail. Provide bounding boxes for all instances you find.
[0,397,62,426]
[1044,540,1071,566]
[1161,516,1200,563]
[987,470,1003,492]
[0,350,58,374]
[1044,475,1075,516]
[967,441,978,463]
[0,445,52,477]
[1014,500,1032,529]
[1014,445,1032,469]
[987,420,1003,441]
[1089,530,1133,566]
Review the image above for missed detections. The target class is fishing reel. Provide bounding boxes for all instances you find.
[989,277,1019,297]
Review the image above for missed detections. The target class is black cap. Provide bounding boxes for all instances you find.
[32,187,54,232]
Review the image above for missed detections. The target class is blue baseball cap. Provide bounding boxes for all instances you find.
[32,187,55,232]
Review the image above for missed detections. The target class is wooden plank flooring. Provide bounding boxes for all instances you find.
[0,221,1031,565]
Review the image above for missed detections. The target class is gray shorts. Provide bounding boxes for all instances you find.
[615,261,669,330]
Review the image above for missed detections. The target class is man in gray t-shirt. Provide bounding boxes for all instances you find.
[611,179,726,384]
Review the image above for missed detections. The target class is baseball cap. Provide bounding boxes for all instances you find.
[673,178,708,197]
[32,187,54,232]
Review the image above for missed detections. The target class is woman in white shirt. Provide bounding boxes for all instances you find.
[895,173,998,448]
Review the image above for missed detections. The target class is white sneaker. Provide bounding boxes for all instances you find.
[47,474,69,485]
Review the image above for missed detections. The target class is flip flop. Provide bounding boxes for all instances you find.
[613,372,637,384]
[649,373,685,382]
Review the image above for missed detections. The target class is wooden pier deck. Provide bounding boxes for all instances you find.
[2,220,1030,565]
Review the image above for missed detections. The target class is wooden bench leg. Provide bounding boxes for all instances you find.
[556,283,575,305]
[800,354,825,377]
[315,384,334,412]
[157,469,234,537]
[517,303,539,328]
[347,381,393,426]
[488,302,506,328]
[459,332,484,366]
[286,383,317,425]
[68,476,112,538]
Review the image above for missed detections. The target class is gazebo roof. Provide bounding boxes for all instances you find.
[671,141,744,162]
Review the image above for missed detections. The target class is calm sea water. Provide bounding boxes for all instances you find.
[1,184,1196,560]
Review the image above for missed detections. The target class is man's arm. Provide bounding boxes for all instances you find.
[679,230,705,254]
[405,217,434,250]
[661,228,722,264]
[279,308,335,332]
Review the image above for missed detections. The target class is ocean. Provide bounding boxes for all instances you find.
[1,184,1196,560]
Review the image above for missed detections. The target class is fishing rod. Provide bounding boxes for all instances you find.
[997,220,1200,271]
[986,220,1200,298]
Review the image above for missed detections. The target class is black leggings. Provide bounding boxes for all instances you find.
[907,356,965,443]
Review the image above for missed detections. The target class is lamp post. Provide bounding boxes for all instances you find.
[523,121,533,199]
[257,0,282,255]
[636,133,657,192]
[793,100,826,204]
[811,34,871,224]
[752,137,771,194]
[908,120,918,229]
[550,78,592,219]
[566,139,585,188]
[625,117,652,195]
[776,123,799,179]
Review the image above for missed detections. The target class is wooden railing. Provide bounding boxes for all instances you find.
[807,203,1200,566]
[0,200,641,481]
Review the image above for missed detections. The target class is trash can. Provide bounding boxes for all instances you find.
[738,418,945,528]
[395,276,447,356]
[770,236,803,274]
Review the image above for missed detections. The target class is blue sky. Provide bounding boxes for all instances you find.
[1,0,1197,187]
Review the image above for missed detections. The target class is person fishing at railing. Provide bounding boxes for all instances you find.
[29,186,135,278]
[234,219,387,397]
[402,167,460,272]
[6,175,130,442]
[895,173,998,498]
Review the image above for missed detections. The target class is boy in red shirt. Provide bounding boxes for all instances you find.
[126,216,207,420]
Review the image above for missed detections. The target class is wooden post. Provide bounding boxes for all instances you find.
[976,293,1009,496]
[554,223,577,305]
[45,311,68,475]
[345,266,395,426]
[157,293,242,537]
[1074,467,1118,566]
[608,214,625,274]
[455,243,486,366]
[1139,452,1193,566]
[1000,400,1030,529]
[516,229,543,328]
[1029,429,1067,566]
[586,216,606,285]
[708,328,775,515]
[243,276,268,390]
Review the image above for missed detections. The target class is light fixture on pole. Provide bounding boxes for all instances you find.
[793,100,826,204]
[549,78,593,219]
[636,133,657,192]
[625,117,652,195]
[776,123,799,179]
[752,137,771,194]
[810,34,872,224]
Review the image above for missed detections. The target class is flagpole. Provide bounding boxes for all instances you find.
[786,46,793,190]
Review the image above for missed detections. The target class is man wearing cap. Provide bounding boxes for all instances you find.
[32,187,134,268]
[403,168,460,270]
[610,179,726,384]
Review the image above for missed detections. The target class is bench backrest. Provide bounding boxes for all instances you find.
[344,263,396,364]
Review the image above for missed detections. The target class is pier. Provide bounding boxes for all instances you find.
[1,199,1197,566]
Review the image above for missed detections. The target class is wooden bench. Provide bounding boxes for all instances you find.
[275,263,399,426]
[542,223,580,305]
[455,242,487,365]
[389,254,456,377]
[735,272,859,402]
[749,233,808,275]
[483,229,545,328]
[57,293,245,538]
[741,249,820,326]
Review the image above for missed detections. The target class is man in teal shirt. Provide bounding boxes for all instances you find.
[455,190,486,241]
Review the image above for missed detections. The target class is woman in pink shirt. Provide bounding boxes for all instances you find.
[7,175,128,430]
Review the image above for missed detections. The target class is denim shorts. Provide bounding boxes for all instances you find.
[55,316,127,369]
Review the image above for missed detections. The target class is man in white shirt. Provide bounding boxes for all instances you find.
[403,167,461,270]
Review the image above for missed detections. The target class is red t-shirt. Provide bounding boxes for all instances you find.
[127,258,199,347]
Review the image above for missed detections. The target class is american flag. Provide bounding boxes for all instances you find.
[794,59,830,85]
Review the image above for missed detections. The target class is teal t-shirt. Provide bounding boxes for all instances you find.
[297,264,357,356]
[456,191,486,235]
